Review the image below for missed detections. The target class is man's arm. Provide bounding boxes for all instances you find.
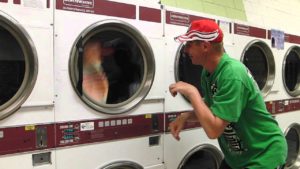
[189,91,229,139]
[169,81,229,139]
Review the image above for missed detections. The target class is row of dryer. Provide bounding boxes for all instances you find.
[163,6,300,169]
[0,1,300,169]
[0,1,165,169]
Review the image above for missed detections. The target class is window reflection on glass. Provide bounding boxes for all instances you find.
[285,50,300,92]
[0,28,25,106]
[82,31,144,105]
[178,46,204,96]
[243,46,268,90]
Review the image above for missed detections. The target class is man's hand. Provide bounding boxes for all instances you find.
[169,81,199,100]
[169,113,190,141]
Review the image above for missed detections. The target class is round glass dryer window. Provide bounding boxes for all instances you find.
[283,46,300,96]
[241,40,275,97]
[179,144,223,169]
[175,44,204,100]
[0,12,38,119]
[69,20,155,114]
[100,161,143,169]
[284,123,300,169]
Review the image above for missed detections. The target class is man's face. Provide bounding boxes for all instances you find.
[183,41,211,66]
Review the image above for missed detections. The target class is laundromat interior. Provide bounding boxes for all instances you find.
[0,0,300,169]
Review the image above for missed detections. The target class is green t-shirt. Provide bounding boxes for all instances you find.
[201,53,287,169]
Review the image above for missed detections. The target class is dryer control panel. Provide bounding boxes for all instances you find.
[266,98,300,114]
[0,124,55,156]
[56,113,164,147]
[164,112,201,132]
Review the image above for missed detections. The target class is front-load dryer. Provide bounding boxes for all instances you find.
[272,33,300,169]
[245,7,300,166]
[234,21,300,168]
[232,21,277,101]
[0,1,55,169]
[163,5,224,169]
[54,1,164,169]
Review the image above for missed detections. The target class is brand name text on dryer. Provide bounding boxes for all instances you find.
[63,0,93,6]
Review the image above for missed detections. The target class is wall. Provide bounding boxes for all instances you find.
[161,0,300,34]
[243,0,300,34]
[160,0,247,20]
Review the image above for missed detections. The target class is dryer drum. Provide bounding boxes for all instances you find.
[69,20,155,114]
[175,43,204,99]
[282,46,300,96]
[178,144,223,169]
[284,123,300,169]
[100,161,143,169]
[241,40,275,97]
[0,12,38,120]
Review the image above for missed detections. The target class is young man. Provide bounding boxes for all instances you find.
[169,19,287,169]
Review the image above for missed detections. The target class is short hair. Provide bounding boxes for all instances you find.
[193,40,224,53]
[211,42,224,53]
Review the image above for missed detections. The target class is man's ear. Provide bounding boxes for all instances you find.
[202,41,211,50]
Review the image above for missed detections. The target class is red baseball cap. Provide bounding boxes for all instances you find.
[174,19,223,43]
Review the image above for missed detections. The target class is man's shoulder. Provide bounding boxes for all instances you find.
[221,57,246,79]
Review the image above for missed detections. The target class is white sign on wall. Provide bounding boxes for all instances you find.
[271,29,284,50]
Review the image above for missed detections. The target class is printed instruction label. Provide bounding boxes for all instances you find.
[80,122,94,131]
[23,0,44,8]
